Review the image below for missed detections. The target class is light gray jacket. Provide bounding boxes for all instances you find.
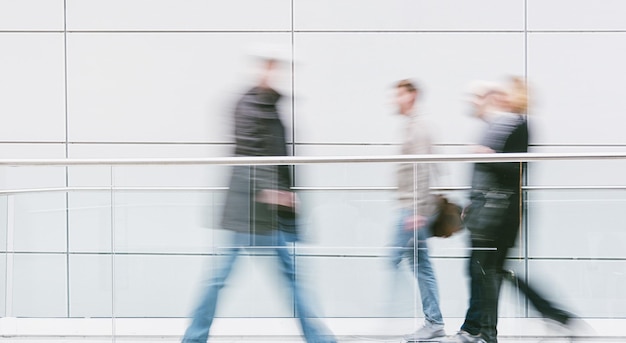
[396,111,436,216]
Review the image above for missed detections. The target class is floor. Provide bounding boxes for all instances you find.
[0,336,623,343]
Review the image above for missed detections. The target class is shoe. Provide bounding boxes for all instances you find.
[439,330,486,343]
[546,309,575,325]
[545,314,596,339]
[403,324,446,342]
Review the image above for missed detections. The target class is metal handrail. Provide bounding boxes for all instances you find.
[1,151,626,166]
[2,185,626,196]
[0,186,228,195]
[1,152,624,195]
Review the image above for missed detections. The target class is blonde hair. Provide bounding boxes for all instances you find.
[509,76,529,114]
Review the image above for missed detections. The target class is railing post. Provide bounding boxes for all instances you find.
[5,195,15,318]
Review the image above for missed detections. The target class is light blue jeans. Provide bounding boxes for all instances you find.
[181,230,335,343]
[390,208,444,327]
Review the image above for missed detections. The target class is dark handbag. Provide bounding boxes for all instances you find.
[431,195,464,238]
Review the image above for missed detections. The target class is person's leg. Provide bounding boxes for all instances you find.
[440,238,488,343]
[460,238,484,336]
[442,238,498,343]
[390,209,413,268]
[402,220,447,341]
[413,221,445,327]
[274,231,336,343]
[386,209,413,316]
[479,242,508,343]
[181,232,242,343]
[502,269,572,324]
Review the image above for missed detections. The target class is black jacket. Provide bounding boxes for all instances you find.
[221,87,292,235]
[466,114,529,245]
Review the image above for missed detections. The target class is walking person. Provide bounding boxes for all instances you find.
[181,54,336,343]
[389,79,447,342]
[442,77,578,343]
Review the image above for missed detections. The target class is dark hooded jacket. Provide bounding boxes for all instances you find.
[221,87,293,235]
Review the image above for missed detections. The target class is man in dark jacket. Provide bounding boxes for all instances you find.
[221,59,294,237]
[182,57,335,343]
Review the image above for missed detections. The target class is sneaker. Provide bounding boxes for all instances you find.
[439,330,486,343]
[403,324,446,342]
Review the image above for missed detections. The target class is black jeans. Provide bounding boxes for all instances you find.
[460,238,505,340]
[461,238,571,343]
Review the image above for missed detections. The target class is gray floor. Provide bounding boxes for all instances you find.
[0,336,623,343]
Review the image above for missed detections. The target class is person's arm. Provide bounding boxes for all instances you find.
[405,118,433,230]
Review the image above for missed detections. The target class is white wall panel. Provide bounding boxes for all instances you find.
[0,144,66,252]
[114,254,293,317]
[113,191,218,254]
[294,0,524,31]
[67,33,291,143]
[0,254,5,317]
[528,260,626,318]
[299,256,395,317]
[68,192,112,253]
[66,0,291,31]
[67,144,287,254]
[0,0,64,31]
[527,33,626,145]
[528,146,626,187]
[528,0,626,31]
[67,144,232,187]
[294,33,524,144]
[0,145,66,190]
[298,190,395,251]
[114,255,202,317]
[527,190,626,259]
[69,255,112,317]
[12,254,67,317]
[0,34,65,142]
[13,192,67,252]
[295,145,397,187]
[0,197,6,251]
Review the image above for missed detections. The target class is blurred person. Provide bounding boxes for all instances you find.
[181,55,336,343]
[389,79,447,342]
[508,76,529,115]
[464,80,502,122]
[442,77,579,343]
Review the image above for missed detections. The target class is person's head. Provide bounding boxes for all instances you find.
[247,44,290,89]
[395,79,419,115]
[257,58,280,89]
[465,80,503,121]
[507,76,529,114]
[487,84,510,113]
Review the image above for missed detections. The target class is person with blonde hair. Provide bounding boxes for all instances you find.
[443,77,579,343]
[508,76,529,115]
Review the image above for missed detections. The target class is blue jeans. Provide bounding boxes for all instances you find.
[182,231,335,343]
[390,208,444,327]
